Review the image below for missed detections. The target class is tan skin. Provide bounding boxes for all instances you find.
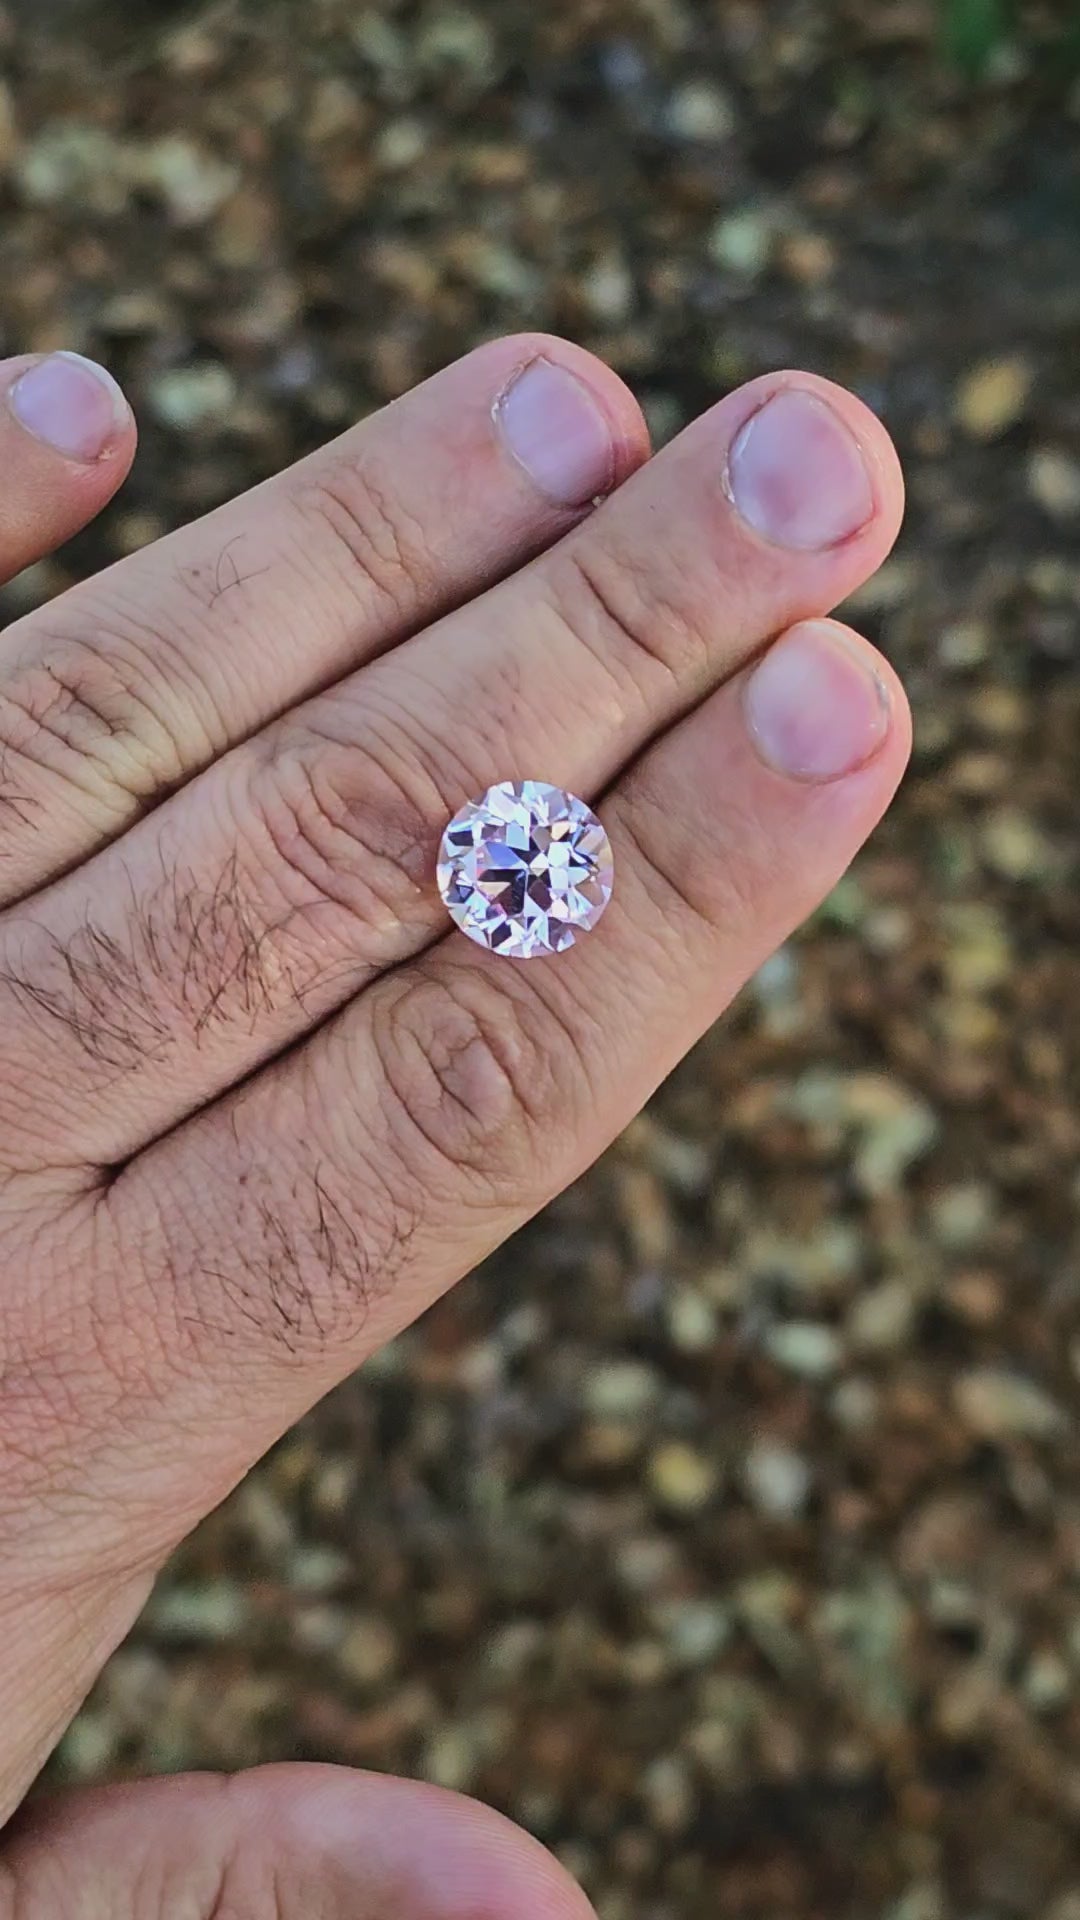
[0,335,910,1917]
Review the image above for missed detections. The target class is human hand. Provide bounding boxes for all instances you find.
[0,335,908,1914]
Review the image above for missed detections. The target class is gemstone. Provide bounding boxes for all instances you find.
[437,780,614,959]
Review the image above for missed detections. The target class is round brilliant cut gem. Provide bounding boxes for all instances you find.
[436,780,614,959]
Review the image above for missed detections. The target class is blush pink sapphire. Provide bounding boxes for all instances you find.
[436,780,615,959]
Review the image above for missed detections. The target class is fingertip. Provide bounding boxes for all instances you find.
[61,395,139,516]
[238,1765,597,1920]
[857,627,913,774]
[5,1767,598,1920]
[486,330,652,489]
[818,617,914,787]
[7,350,135,471]
[0,352,136,581]
[721,368,905,562]
[746,616,911,790]
[771,369,906,548]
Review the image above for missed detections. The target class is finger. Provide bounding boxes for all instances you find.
[70,618,910,1568]
[1,374,904,1166]
[0,334,647,900]
[0,352,135,582]
[2,1766,592,1920]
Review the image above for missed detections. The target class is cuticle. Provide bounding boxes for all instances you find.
[491,352,552,424]
[815,624,893,722]
[491,353,619,504]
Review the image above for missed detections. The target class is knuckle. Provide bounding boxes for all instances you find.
[372,964,572,1198]
[291,451,434,622]
[554,538,713,693]
[246,716,450,959]
[0,621,188,816]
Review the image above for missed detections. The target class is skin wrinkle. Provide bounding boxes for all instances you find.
[96,576,240,766]
[557,515,723,698]
[0,633,180,840]
[561,545,683,695]
[271,667,492,871]
[254,726,442,937]
[293,455,428,627]
[614,793,717,927]
[351,669,529,832]
[6,653,121,754]
[369,962,576,1207]
[1,571,240,816]
[34,664,120,743]
[0,744,40,836]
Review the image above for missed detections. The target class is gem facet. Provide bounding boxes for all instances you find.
[437,780,614,959]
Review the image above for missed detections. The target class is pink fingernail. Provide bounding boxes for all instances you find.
[745,621,892,783]
[726,387,875,550]
[9,351,131,463]
[495,356,616,507]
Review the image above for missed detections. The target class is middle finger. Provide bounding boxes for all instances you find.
[0,372,903,1169]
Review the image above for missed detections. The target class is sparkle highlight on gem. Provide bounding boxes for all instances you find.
[437,780,614,959]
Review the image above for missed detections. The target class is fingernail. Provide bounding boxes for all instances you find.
[745,620,891,783]
[495,356,615,507]
[726,387,875,550]
[9,351,131,462]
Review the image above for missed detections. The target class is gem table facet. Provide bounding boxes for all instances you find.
[437,780,615,959]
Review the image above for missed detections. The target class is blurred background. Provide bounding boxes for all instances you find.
[3,1,1079,1915]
